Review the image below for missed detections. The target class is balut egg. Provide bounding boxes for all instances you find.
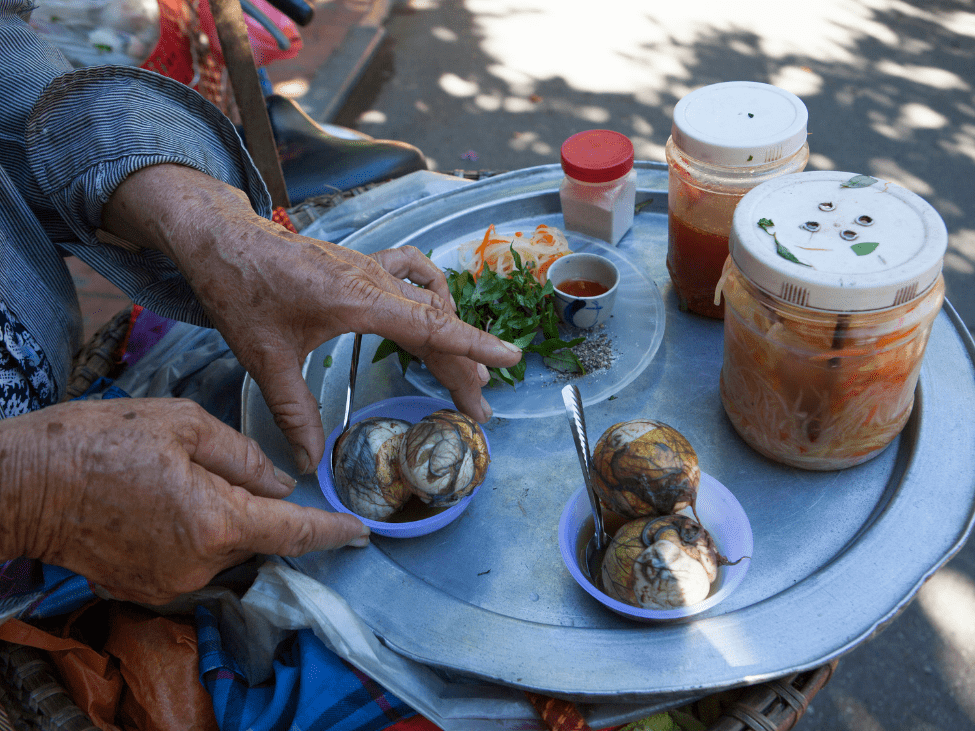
[332,417,413,520]
[590,419,700,519]
[601,514,720,610]
[399,409,490,507]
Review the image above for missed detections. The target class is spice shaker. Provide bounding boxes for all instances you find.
[666,81,809,318]
[717,171,948,471]
[559,129,637,246]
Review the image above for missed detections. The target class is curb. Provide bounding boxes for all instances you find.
[300,0,392,122]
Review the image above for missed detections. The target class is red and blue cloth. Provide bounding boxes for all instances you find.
[0,303,427,731]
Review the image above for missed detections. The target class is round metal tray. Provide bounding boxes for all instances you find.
[242,162,975,703]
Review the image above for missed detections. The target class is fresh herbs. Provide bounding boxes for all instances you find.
[374,246,585,387]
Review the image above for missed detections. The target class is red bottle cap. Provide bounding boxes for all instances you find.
[560,130,634,183]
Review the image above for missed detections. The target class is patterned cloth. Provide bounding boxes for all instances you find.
[0,298,53,416]
[197,607,418,731]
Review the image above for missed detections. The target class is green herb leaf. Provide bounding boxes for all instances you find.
[371,338,402,366]
[634,198,655,213]
[851,241,880,256]
[776,240,811,267]
[323,355,333,368]
[758,217,812,267]
[543,352,583,373]
[373,244,584,386]
[841,174,878,188]
[397,349,413,376]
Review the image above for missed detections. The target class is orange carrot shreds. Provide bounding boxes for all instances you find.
[457,223,572,286]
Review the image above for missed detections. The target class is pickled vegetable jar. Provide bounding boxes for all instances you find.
[667,82,809,318]
[717,171,948,470]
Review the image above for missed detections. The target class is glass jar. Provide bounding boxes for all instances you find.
[560,129,637,246]
[666,82,810,318]
[717,171,948,470]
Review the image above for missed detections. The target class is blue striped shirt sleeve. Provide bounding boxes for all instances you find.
[22,65,273,325]
[27,64,273,243]
[0,0,272,327]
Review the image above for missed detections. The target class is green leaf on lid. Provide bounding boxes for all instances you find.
[851,241,880,256]
[758,218,812,267]
[776,240,812,267]
[841,174,879,188]
[322,355,333,368]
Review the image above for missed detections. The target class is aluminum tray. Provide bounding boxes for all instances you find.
[242,162,975,704]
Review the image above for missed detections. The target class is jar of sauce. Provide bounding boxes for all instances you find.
[560,129,637,246]
[717,171,948,470]
[666,82,809,318]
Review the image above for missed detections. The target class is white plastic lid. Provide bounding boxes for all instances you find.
[672,81,808,167]
[729,171,947,312]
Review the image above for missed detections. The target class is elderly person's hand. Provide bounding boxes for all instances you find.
[0,398,368,605]
[102,164,522,474]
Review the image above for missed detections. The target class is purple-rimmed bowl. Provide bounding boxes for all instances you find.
[318,396,489,538]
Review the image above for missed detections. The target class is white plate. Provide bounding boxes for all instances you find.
[403,231,665,419]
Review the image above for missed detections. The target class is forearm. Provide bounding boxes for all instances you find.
[100,163,265,262]
[0,409,73,562]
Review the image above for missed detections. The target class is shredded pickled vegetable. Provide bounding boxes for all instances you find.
[718,265,944,470]
[457,224,571,284]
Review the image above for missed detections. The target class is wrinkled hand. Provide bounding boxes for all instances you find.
[0,399,368,605]
[102,164,522,474]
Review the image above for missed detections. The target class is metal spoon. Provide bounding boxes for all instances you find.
[561,384,611,589]
[330,333,363,475]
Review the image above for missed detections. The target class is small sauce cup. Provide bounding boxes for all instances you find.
[547,252,620,329]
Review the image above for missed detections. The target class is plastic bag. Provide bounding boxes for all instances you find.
[0,602,218,731]
[27,0,161,68]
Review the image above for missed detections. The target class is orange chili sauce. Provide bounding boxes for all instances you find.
[666,210,728,319]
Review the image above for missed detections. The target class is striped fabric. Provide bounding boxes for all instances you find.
[197,607,419,731]
[0,0,271,402]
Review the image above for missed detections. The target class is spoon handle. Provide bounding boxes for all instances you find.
[342,333,363,432]
[561,384,607,550]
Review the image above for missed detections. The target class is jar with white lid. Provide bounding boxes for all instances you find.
[717,171,948,471]
[559,129,637,246]
[667,81,809,318]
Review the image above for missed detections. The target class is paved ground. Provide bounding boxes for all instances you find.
[294,1,975,729]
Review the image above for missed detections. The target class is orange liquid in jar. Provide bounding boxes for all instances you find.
[557,278,610,297]
[667,210,729,319]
